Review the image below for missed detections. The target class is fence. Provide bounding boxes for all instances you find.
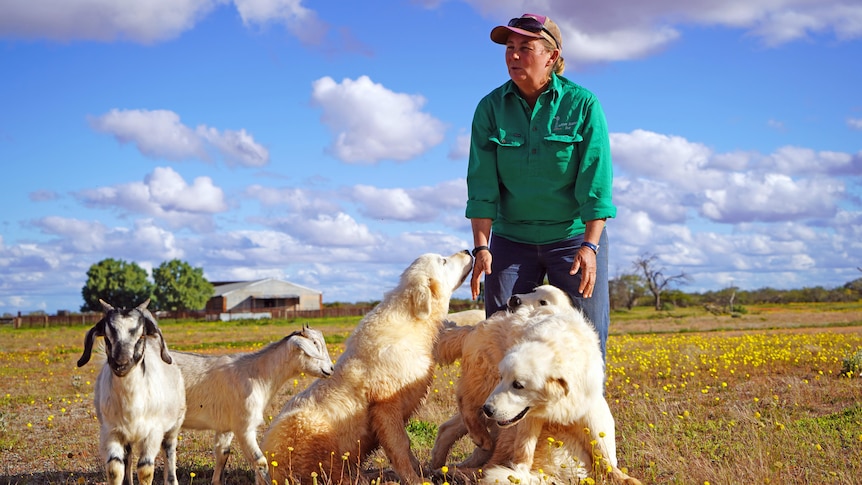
[3,302,483,329]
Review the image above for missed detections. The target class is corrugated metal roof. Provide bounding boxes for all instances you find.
[211,278,321,297]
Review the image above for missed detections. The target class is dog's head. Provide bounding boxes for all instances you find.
[506,284,574,315]
[482,338,569,427]
[401,250,473,320]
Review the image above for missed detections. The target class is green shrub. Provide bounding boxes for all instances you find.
[841,349,862,378]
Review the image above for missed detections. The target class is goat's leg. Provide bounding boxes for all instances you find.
[137,433,164,485]
[235,428,271,485]
[102,439,129,485]
[161,427,181,485]
[211,431,234,485]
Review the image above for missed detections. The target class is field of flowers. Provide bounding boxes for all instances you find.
[1,304,860,484]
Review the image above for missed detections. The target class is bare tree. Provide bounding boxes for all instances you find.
[633,253,691,310]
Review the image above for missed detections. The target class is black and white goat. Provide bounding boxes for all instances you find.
[77,299,186,485]
[171,325,334,485]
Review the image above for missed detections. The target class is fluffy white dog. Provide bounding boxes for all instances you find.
[261,250,472,485]
[480,305,642,485]
[431,285,575,471]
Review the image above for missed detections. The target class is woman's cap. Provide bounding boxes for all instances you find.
[490,13,562,50]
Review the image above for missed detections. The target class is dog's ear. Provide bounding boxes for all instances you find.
[408,278,433,320]
[548,376,570,397]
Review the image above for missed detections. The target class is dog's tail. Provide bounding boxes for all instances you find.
[433,323,474,365]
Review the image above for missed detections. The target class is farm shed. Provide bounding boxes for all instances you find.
[205,278,322,314]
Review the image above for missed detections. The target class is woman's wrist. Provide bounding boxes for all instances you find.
[580,241,599,254]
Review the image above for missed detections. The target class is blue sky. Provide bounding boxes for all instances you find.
[1,0,860,313]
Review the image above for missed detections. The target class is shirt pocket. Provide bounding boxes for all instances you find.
[544,133,583,144]
[543,132,583,174]
[489,128,524,147]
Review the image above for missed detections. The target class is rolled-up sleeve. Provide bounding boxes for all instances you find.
[465,97,499,220]
[575,97,616,223]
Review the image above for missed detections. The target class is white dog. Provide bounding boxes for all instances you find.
[261,250,473,485]
[480,306,641,485]
[431,285,575,471]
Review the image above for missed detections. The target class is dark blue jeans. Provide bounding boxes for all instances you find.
[484,228,610,361]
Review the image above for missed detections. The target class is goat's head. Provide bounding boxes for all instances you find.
[77,299,173,376]
[289,324,334,378]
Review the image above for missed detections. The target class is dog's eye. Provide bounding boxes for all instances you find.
[512,381,524,390]
[540,300,548,306]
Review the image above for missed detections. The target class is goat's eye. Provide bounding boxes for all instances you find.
[512,381,524,390]
[540,300,548,306]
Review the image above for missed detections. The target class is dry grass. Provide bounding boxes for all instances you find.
[1,304,861,484]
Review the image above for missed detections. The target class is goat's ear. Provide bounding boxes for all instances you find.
[291,334,320,358]
[77,318,107,367]
[141,309,172,365]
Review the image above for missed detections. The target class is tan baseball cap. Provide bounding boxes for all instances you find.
[490,13,562,50]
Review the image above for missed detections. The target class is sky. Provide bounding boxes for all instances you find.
[1,0,861,314]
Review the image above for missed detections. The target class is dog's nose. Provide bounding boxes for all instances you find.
[507,295,521,309]
[482,404,494,418]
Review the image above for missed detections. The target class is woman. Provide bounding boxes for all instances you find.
[466,13,616,359]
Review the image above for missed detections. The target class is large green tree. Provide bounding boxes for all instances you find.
[81,258,153,312]
[152,259,214,312]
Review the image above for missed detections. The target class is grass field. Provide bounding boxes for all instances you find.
[1,303,861,484]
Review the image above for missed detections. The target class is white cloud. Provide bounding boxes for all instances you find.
[292,212,377,246]
[30,217,182,262]
[613,178,689,223]
[144,167,228,213]
[197,127,270,167]
[761,146,861,176]
[610,129,720,189]
[610,130,859,227]
[245,185,341,214]
[466,0,862,63]
[89,109,270,167]
[0,0,217,43]
[348,179,466,222]
[76,166,227,230]
[311,76,447,163]
[233,0,327,44]
[90,109,207,160]
[848,117,862,130]
[767,119,786,131]
[700,173,842,223]
[448,133,471,160]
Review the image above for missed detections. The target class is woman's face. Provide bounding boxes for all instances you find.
[505,32,555,91]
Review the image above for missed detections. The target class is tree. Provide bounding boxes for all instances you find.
[633,253,691,311]
[152,259,214,312]
[609,272,646,310]
[81,258,153,312]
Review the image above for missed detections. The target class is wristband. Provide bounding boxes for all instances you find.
[471,245,489,257]
[580,241,599,254]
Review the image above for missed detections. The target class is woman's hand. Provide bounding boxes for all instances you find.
[570,245,597,298]
[471,249,491,300]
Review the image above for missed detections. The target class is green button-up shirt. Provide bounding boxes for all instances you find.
[465,73,616,245]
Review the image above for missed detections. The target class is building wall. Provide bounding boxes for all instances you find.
[219,279,322,312]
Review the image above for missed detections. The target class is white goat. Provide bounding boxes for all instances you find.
[77,299,186,485]
[171,325,334,485]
